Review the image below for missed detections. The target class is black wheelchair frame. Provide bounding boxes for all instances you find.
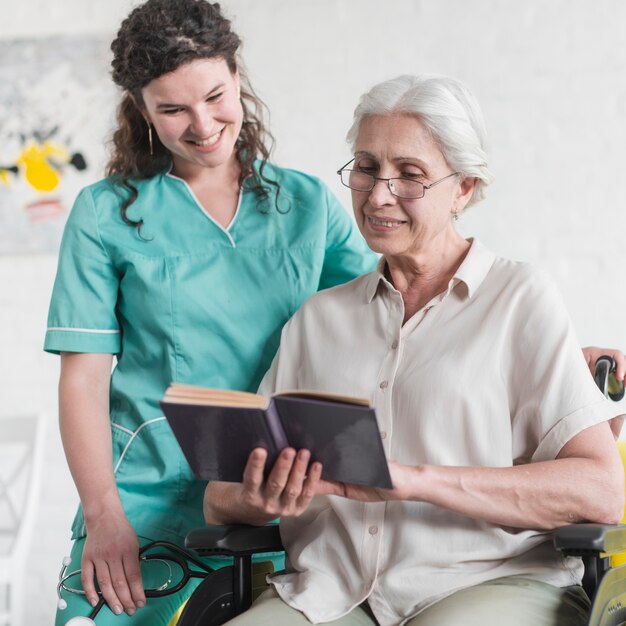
[175,522,626,626]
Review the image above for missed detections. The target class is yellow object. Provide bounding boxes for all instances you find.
[167,599,189,626]
[608,372,625,398]
[0,170,11,186]
[609,440,626,566]
[15,142,69,192]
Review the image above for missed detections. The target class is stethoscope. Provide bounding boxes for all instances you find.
[57,540,215,625]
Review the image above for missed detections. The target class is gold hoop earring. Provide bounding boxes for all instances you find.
[147,123,154,156]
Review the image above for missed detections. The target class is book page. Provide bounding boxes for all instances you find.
[163,383,269,409]
[275,389,371,407]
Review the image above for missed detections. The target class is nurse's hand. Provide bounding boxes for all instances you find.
[82,512,146,616]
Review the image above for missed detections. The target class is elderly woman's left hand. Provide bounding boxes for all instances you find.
[317,461,412,502]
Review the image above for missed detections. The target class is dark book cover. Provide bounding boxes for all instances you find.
[161,394,392,488]
[161,403,281,482]
[272,396,391,488]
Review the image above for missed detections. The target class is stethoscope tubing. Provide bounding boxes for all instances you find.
[58,540,215,623]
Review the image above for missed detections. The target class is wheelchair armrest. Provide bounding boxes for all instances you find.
[553,523,626,557]
[185,524,284,557]
[181,525,284,620]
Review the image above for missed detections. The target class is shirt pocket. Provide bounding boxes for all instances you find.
[111,417,191,507]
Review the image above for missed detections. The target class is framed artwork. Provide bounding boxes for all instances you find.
[0,36,116,253]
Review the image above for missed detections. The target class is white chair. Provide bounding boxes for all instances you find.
[0,414,45,626]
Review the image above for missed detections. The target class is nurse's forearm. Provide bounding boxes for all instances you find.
[59,352,125,525]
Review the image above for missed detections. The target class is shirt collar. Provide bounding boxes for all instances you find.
[453,238,496,298]
[364,238,496,303]
[364,258,389,303]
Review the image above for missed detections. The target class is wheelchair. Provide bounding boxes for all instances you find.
[174,522,626,626]
[175,357,626,626]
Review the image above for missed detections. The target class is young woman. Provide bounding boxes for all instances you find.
[45,1,375,623]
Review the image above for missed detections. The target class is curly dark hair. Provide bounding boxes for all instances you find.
[106,0,279,229]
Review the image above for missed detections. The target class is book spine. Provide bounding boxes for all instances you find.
[264,399,289,451]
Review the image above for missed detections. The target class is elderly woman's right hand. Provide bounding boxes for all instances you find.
[239,448,323,519]
[204,447,323,525]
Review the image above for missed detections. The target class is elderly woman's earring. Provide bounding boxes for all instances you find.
[147,123,154,156]
[452,211,459,221]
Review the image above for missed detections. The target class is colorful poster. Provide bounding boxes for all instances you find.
[0,36,116,253]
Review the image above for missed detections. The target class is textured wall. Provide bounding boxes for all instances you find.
[2,1,626,623]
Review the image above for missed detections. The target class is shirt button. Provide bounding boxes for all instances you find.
[391,340,398,349]
[379,380,388,390]
[369,525,378,535]
[380,431,387,440]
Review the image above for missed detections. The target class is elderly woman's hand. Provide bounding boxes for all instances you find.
[238,447,323,519]
[204,447,323,526]
[582,346,626,438]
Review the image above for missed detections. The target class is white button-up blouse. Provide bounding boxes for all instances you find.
[258,238,619,626]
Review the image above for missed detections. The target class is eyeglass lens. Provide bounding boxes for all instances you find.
[341,170,424,199]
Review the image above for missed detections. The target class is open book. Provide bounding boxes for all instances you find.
[160,383,392,488]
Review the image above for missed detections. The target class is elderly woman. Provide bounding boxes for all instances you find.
[204,74,624,626]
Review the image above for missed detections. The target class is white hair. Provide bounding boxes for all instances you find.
[346,74,494,206]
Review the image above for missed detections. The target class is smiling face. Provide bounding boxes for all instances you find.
[351,113,475,262]
[140,57,243,180]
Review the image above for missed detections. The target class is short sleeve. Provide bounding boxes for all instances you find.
[44,187,122,355]
[510,269,617,463]
[318,187,378,290]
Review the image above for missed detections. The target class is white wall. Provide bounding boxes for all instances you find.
[2,1,626,624]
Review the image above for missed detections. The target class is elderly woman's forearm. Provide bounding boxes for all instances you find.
[409,456,624,529]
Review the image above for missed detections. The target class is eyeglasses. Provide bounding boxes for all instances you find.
[337,158,460,200]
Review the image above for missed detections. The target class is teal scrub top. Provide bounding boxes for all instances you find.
[44,162,377,547]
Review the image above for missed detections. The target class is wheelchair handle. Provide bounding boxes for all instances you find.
[594,355,625,402]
